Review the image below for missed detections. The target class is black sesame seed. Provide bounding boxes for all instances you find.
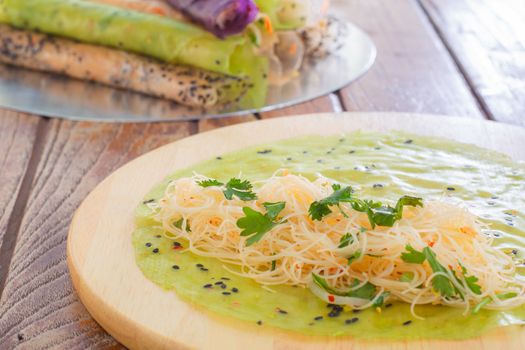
[155,235,162,238]
[221,277,231,281]
[403,320,412,326]
[145,242,152,247]
[345,317,359,324]
[277,309,288,314]
[328,311,341,318]
[203,284,213,289]
[257,149,272,154]
[257,320,263,325]
[222,292,231,295]
[172,265,180,270]
[446,187,456,191]
[216,156,222,160]
[349,150,355,154]
[385,303,393,308]
[314,316,323,321]
[214,281,224,285]
[142,199,155,204]
[232,287,239,293]
[404,139,413,144]
[220,284,227,289]
[373,184,384,188]
[286,157,292,161]
[196,264,204,268]
[17,334,23,341]
[374,147,381,150]
[352,309,361,314]
[200,267,209,271]
[152,248,159,253]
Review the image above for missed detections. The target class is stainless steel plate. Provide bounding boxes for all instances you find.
[0,21,375,123]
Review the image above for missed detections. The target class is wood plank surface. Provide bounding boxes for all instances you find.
[420,0,525,126]
[0,119,195,349]
[338,0,484,117]
[0,112,40,286]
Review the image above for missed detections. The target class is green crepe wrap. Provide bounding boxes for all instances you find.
[0,0,268,106]
[254,0,306,30]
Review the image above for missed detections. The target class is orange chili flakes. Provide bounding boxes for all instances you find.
[328,295,335,303]
[460,226,476,236]
[428,241,435,247]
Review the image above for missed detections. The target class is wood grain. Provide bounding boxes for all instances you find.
[0,119,195,349]
[420,0,525,126]
[67,113,525,350]
[337,0,484,117]
[0,112,39,286]
[259,95,341,119]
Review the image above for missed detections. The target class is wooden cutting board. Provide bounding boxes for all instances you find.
[67,112,525,349]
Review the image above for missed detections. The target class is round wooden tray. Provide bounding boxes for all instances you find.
[67,113,525,349]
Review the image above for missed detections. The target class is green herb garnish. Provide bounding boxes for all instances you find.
[312,274,377,300]
[236,202,286,246]
[308,184,422,228]
[401,245,426,264]
[224,178,257,201]
[338,233,354,248]
[422,247,456,298]
[198,177,257,201]
[372,292,390,308]
[308,184,354,220]
[347,251,362,265]
[197,179,224,187]
[400,272,414,282]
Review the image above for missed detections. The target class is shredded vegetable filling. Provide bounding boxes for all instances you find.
[148,171,525,318]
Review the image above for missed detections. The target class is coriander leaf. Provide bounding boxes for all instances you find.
[197,179,224,187]
[372,292,390,308]
[351,196,422,228]
[401,245,426,264]
[223,178,257,201]
[347,279,377,300]
[347,251,362,265]
[312,273,339,295]
[423,247,455,298]
[394,196,423,220]
[308,185,354,221]
[400,272,414,282]
[312,274,377,300]
[237,203,286,246]
[308,202,333,221]
[338,233,354,248]
[173,218,191,232]
[271,260,276,271]
[263,201,286,220]
[237,207,277,246]
[458,262,482,295]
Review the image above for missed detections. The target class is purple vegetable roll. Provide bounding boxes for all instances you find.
[166,0,258,38]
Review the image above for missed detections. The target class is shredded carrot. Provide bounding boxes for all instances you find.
[150,6,166,16]
[263,16,273,35]
[289,43,298,55]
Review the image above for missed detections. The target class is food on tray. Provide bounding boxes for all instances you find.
[133,132,525,339]
[0,0,343,108]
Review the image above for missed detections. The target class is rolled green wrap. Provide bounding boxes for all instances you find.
[0,0,268,106]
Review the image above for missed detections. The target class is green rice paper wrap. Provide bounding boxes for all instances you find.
[0,0,268,106]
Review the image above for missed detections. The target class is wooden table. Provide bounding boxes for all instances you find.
[0,0,524,348]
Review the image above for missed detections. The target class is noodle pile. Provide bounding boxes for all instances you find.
[148,171,525,316]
